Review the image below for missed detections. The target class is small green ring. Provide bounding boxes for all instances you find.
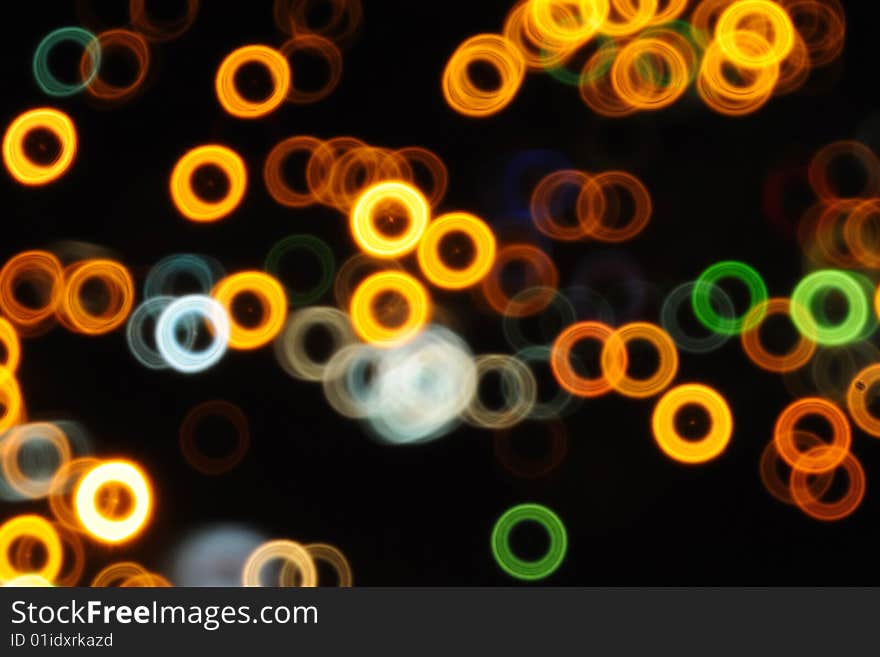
[692,260,768,336]
[265,234,335,306]
[491,503,567,581]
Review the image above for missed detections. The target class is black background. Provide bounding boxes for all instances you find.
[2,0,879,585]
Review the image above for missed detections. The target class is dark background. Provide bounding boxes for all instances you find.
[2,0,879,585]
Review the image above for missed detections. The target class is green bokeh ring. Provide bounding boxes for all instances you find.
[790,270,869,346]
[691,261,768,336]
[265,234,336,306]
[491,503,567,581]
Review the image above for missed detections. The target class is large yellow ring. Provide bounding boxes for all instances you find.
[0,515,62,582]
[169,144,247,222]
[349,271,430,347]
[74,461,152,544]
[212,271,287,350]
[2,108,77,186]
[652,383,733,464]
[350,181,430,258]
[417,212,496,289]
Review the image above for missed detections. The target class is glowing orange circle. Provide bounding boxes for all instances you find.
[74,460,152,544]
[2,108,77,186]
[601,322,679,399]
[212,271,287,350]
[441,34,526,118]
[773,397,850,473]
[58,259,135,335]
[651,383,733,464]
[170,144,247,222]
[550,321,614,398]
[0,515,62,582]
[740,298,816,372]
[417,212,496,290]
[215,45,291,119]
[350,181,430,258]
[790,447,865,522]
[349,271,430,347]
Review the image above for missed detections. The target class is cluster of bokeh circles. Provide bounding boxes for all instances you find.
[443,0,845,117]
[0,0,870,585]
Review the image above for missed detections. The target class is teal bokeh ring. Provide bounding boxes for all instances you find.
[542,36,616,87]
[790,270,870,346]
[691,261,768,336]
[265,234,335,306]
[491,503,567,581]
[33,27,101,97]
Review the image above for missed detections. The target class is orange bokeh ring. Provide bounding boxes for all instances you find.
[3,108,77,186]
[0,318,21,373]
[280,35,343,104]
[550,321,614,398]
[82,29,150,102]
[481,244,559,317]
[350,181,430,258]
[58,259,135,335]
[170,144,247,222]
[212,271,287,350]
[349,271,430,347]
[579,170,652,242]
[790,446,865,521]
[773,397,851,473]
[740,298,816,372]
[601,322,679,399]
[610,37,690,111]
[215,45,291,119]
[846,363,880,438]
[441,34,526,118]
[417,212,496,290]
[263,135,324,208]
[651,383,733,464]
[0,515,62,583]
[0,250,64,332]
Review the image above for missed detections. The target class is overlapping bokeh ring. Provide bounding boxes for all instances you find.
[601,322,679,399]
[57,259,135,335]
[442,34,526,118]
[464,354,537,429]
[215,44,291,119]
[155,294,230,373]
[482,244,559,317]
[33,27,101,97]
[129,0,200,42]
[274,307,356,382]
[773,397,850,473]
[740,298,816,372]
[661,281,734,354]
[280,35,343,104]
[82,29,150,103]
